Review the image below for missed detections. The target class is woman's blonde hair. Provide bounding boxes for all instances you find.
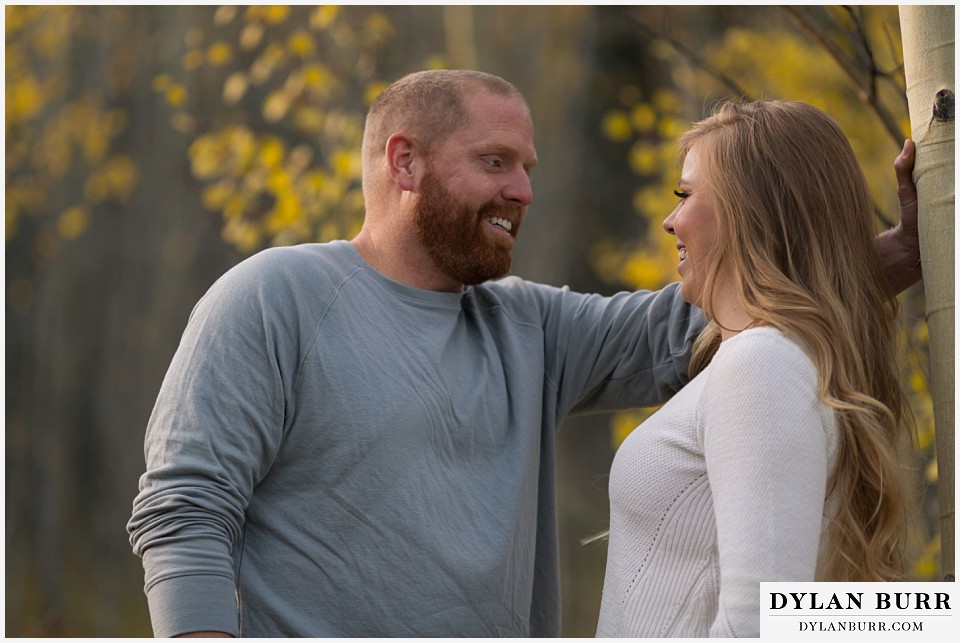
[680,99,911,581]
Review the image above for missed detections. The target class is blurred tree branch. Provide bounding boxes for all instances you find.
[782,6,906,146]
[622,6,905,228]
[625,10,752,101]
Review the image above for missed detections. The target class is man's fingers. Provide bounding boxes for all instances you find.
[893,139,919,236]
[894,139,918,205]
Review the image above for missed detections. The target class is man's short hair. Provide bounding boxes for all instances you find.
[362,69,527,162]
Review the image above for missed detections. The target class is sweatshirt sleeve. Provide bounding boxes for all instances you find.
[700,331,832,637]
[539,281,703,416]
[126,252,298,637]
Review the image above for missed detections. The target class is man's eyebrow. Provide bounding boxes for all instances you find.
[475,143,538,168]
[476,143,518,155]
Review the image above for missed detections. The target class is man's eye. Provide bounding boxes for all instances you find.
[674,189,690,199]
[488,158,503,168]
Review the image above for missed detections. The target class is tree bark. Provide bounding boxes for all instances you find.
[899,4,955,580]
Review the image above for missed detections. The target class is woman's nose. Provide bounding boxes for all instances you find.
[662,211,676,235]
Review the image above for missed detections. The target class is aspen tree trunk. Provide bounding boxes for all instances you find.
[899,5,955,580]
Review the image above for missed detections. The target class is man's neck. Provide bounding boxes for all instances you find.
[351,230,462,293]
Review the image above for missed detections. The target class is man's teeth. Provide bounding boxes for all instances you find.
[679,248,687,261]
[489,217,513,232]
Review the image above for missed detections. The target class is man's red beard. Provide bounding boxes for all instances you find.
[413,169,522,286]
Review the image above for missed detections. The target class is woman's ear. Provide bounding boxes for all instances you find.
[385,133,416,191]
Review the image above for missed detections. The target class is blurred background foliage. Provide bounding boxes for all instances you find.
[5,5,940,636]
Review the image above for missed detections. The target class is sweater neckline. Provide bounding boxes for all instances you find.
[335,240,466,309]
[715,326,789,354]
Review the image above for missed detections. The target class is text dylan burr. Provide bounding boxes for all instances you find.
[770,592,951,611]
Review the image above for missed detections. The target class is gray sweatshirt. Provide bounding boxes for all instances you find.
[127,240,699,637]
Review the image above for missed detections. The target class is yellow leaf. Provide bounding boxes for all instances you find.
[287,30,316,57]
[266,168,292,194]
[214,5,238,26]
[223,194,248,220]
[262,5,291,25]
[223,72,249,106]
[207,42,234,67]
[303,170,327,192]
[262,91,291,123]
[6,197,22,241]
[331,148,361,179]
[258,137,286,169]
[262,42,287,64]
[621,254,668,289]
[910,370,927,393]
[657,117,683,139]
[166,84,188,108]
[223,219,260,254]
[201,182,233,212]
[101,156,138,201]
[266,193,303,234]
[227,127,257,170]
[310,5,340,30]
[925,457,938,484]
[601,110,632,143]
[609,409,657,449]
[628,142,658,176]
[57,205,90,240]
[303,64,333,90]
[629,103,657,134]
[240,23,264,51]
[250,45,285,85]
[6,76,45,124]
[189,134,225,180]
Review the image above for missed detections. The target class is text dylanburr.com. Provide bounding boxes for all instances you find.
[761,582,953,640]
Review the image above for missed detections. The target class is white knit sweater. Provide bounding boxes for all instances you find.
[596,327,838,638]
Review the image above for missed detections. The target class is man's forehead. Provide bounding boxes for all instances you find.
[462,94,534,138]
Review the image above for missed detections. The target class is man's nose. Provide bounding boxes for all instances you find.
[503,170,534,207]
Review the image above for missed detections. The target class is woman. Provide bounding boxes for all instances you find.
[595,100,912,637]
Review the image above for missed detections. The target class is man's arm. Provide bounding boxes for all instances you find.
[128,252,293,638]
[879,139,922,294]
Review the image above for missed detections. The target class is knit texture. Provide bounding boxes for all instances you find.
[596,327,837,637]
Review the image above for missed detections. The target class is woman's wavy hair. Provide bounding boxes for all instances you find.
[681,99,911,581]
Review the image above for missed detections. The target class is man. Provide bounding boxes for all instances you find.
[128,70,920,637]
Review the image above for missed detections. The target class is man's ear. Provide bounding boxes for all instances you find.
[385,133,417,191]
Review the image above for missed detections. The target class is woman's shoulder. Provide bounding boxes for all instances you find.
[700,326,834,447]
[707,326,818,394]
[715,326,811,365]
